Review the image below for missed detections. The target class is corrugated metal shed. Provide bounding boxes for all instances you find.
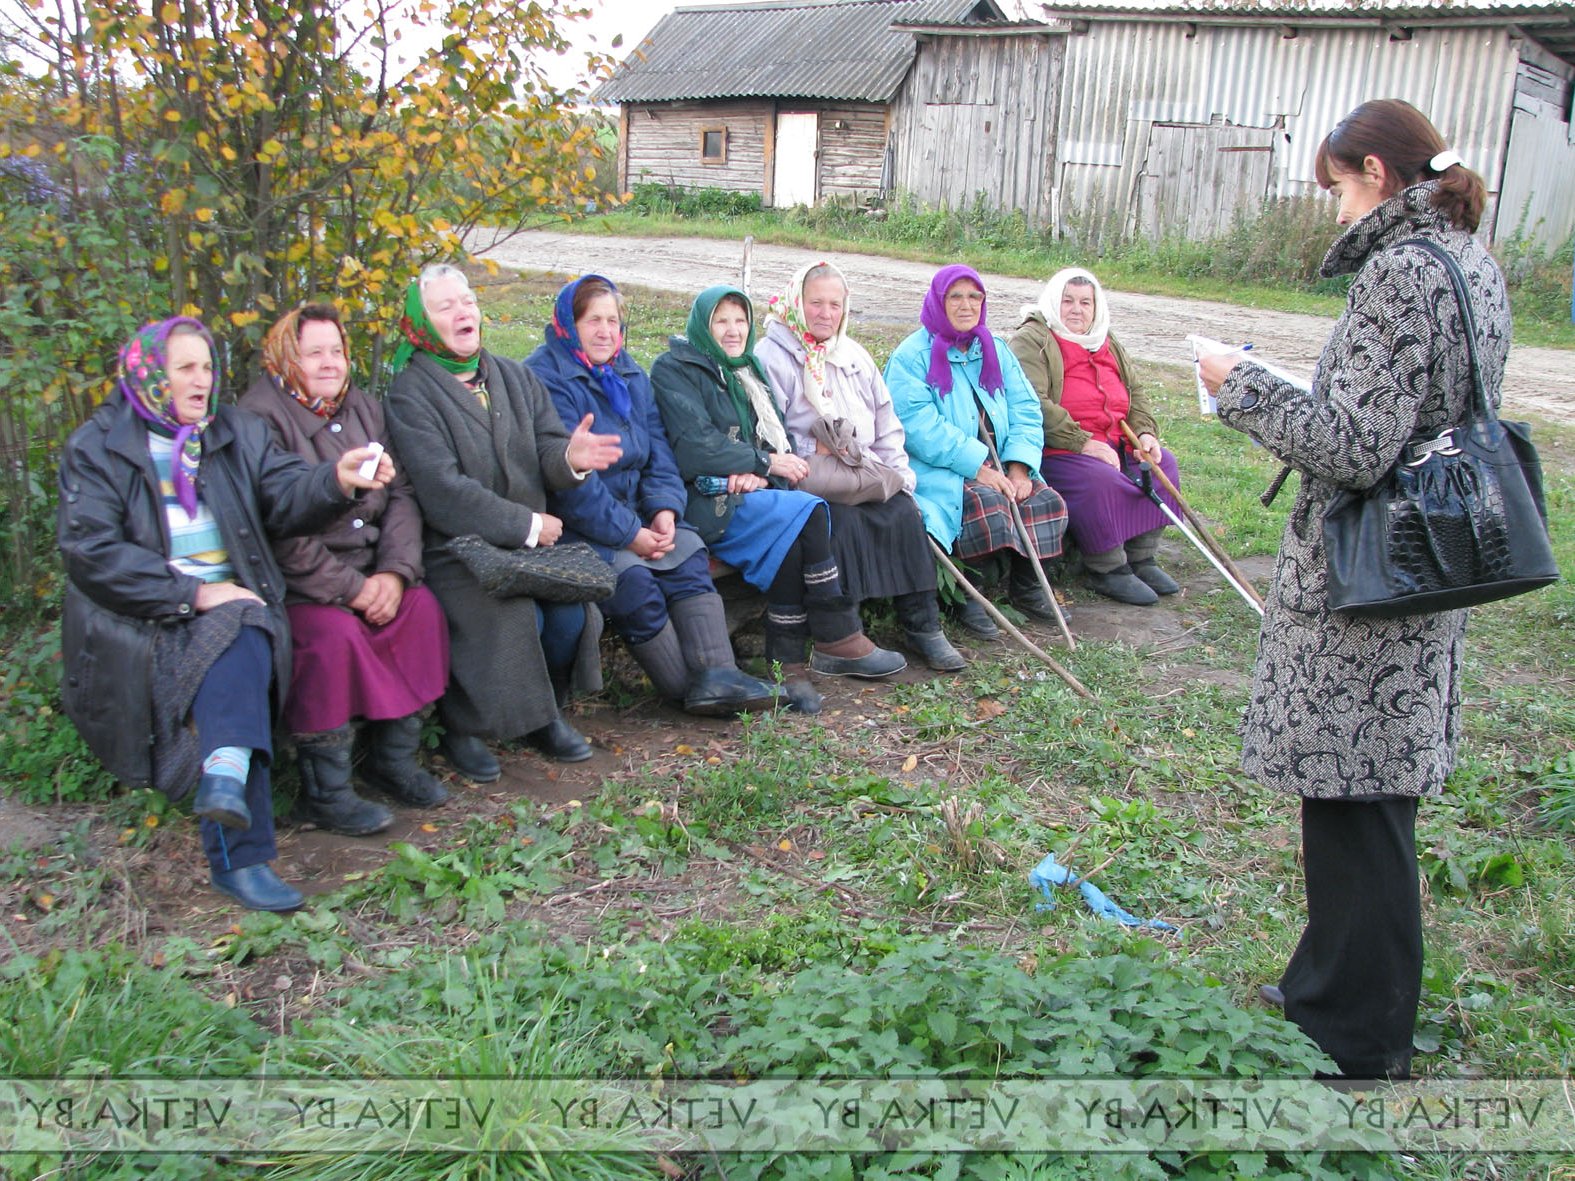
[595,0,1005,104]
[1040,0,1575,66]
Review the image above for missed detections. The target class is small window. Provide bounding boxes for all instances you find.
[700,127,727,163]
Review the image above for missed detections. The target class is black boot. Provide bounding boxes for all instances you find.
[628,621,691,702]
[361,714,450,806]
[1008,556,1061,621]
[294,727,394,836]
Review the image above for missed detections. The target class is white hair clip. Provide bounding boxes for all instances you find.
[1429,149,1463,172]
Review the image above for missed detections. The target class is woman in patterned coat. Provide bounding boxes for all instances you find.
[1200,99,1511,1080]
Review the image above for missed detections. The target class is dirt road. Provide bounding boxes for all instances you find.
[477,229,1575,424]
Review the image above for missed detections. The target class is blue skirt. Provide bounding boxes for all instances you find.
[710,489,822,591]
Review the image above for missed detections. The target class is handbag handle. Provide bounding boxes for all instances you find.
[1394,237,1495,430]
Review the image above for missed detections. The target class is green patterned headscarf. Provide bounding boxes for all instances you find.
[686,285,773,437]
[390,275,481,375]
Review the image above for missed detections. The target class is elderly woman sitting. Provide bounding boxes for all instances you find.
[883,265,1067,638]
[58,317,393,910]
[525,275,806,715]
[238,304,450,836]
[383,265,623,781]
[756,261,964,673]
[1007,268,1181,606]
[648,283,906,699]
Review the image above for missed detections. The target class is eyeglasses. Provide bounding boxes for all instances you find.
[945,291,985,305]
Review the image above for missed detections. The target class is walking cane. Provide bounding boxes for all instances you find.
[1117,421,1265,611]
[979,415,1076,651]
[930,539,1093,700]
[1128,461,1263,618]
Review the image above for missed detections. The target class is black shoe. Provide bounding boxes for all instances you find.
[1086,566,1159,606]
[294,728,394,836]
[211,863,304,911]
[808,644,907,679]
[779,679,824,715]
[1258,984,1285,1009]
[904,629,967,672]
[1132,560,1181,596]
[437,734,501,783]
[361,715,450,807]
[193,773,251,830]
[955,597,999,639]
[526,718,593,763]
[1009,583,1061,621]
[683,667,777,717]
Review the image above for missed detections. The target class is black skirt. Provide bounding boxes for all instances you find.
[826,492,938,604]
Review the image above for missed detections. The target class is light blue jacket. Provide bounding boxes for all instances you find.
[883,329,1046,547]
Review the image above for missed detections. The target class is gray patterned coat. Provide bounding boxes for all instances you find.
[1216,183,1511,798]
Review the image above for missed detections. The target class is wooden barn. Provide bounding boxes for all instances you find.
[1037,0,1575,248]
[594,0,1064,222]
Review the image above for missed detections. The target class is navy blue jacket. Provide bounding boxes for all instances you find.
[522,341,690,557]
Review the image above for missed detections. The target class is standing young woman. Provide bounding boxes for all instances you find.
[1200,99,1510,1079]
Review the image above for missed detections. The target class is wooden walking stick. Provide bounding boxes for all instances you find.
[930,540,1092,700]
[1118,420,1265,610]
[979,414,1076,651]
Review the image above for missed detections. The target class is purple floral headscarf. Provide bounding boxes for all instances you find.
[919,264,1003,398]
[119,316,217,517]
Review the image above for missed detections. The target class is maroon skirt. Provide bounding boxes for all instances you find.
[281,584,449,733]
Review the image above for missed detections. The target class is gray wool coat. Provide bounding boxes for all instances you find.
[1216,183,1511,798]
[384,351,602,740]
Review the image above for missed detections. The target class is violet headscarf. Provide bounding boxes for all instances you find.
[546,274,633,420]
[118,316,217,518]
[919,264,1003,398]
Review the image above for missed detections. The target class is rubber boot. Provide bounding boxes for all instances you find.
[628,620,691,702]
[361,714,450,807]
[667,594,776,715]
[293,726,394,836]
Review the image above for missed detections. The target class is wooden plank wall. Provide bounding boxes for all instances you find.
[620,99,889,204]
[1133,122,1276,240]
[622,100,774,193]
[888,33,1061,225]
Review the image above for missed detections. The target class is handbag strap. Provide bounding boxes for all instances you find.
[1393,236,1495,429]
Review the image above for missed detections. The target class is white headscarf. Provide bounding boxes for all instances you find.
[1025,267,1110,353]
[764,260,861,417]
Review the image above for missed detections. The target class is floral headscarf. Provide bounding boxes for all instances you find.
[919,264,1003,398]
[687,286,791,456]
[262,306,350,417]
[1029,267,1111,353]
[546,275,633,420]
[118,316,216,518]
[390,274,480,375]
[764,260,859,417]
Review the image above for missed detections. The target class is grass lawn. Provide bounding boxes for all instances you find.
[3,274,1573,1179]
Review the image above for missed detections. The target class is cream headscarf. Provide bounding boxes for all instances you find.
[1026,267,1111,353]
[764,260,862,416]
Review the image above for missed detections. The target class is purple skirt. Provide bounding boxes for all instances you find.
[281,584,450,733]
[1039,448,1181,557]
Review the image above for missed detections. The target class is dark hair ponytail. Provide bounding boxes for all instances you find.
[1313,98,1486,232]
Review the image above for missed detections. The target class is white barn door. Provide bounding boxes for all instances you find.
[773,112,819,208]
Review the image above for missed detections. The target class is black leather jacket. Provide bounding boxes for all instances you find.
[57,392,355,784]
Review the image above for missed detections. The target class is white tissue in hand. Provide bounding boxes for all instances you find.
[357,441,384,481]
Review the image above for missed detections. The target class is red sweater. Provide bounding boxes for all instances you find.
[1053,335,1130,447]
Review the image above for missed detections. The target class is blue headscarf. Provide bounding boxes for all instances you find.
[546,275,632,420]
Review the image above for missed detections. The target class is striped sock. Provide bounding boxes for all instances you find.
[202,745,251,784]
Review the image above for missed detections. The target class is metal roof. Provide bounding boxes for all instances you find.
[1036,0,1575,66]
[594,0,1009,104]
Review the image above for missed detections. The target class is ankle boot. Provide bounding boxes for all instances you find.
[361,714,450,807]
[1008,556,1060,620]
[628,621,691,702]
[294,727,394,836]
[805,592,906,678]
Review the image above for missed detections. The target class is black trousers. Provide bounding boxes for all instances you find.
[1281,795,1422,1080]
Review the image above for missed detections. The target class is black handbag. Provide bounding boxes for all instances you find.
[1322,238,1558,618]
[446,535,616,603]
